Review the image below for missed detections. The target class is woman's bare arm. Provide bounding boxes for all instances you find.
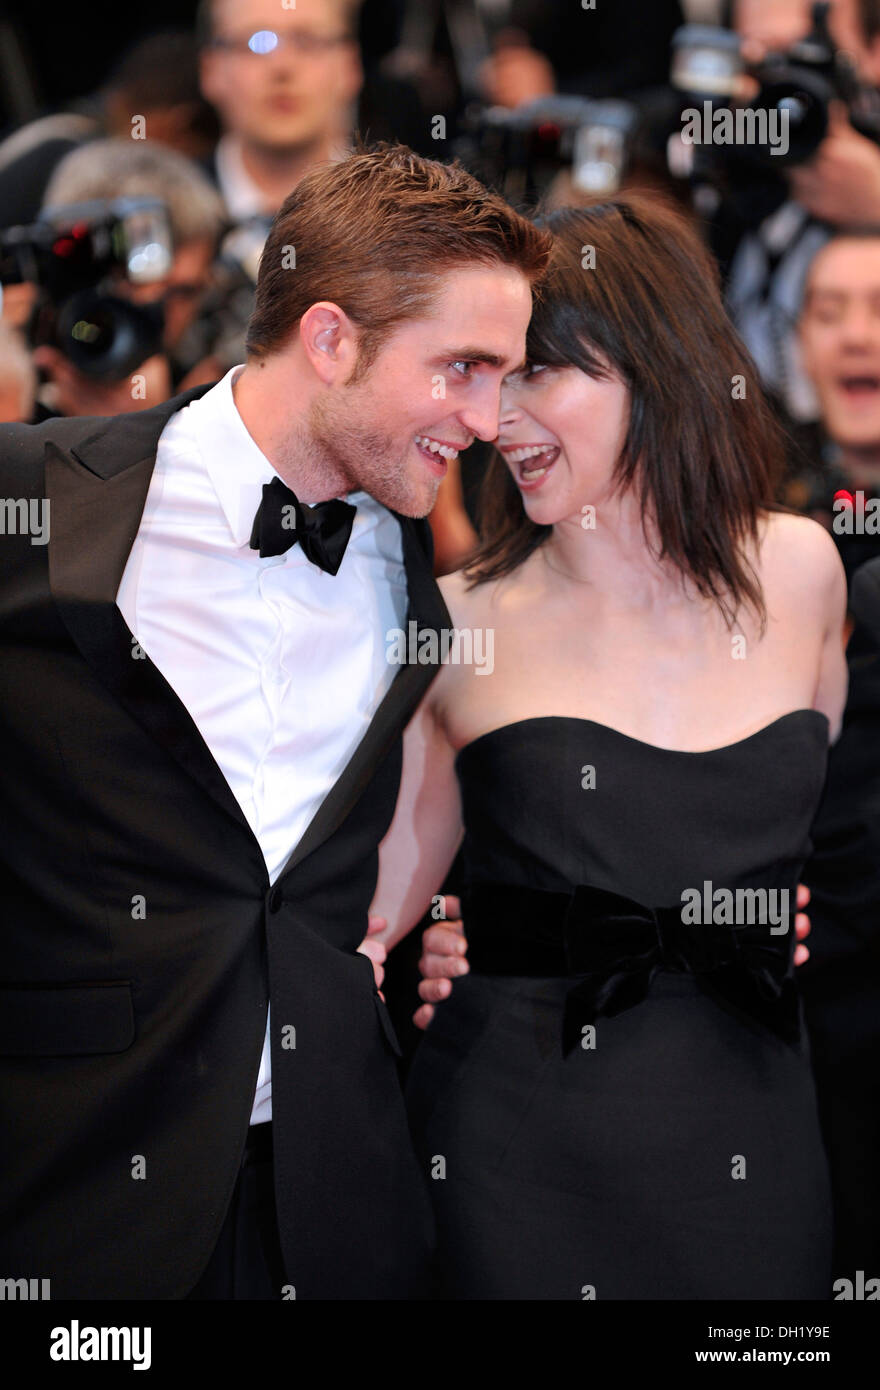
[371,691,464,950]
[810,524,849,742]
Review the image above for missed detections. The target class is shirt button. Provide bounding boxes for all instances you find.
[267,886,283,913]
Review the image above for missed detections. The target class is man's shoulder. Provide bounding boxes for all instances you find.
[0,383,215,489]
[0,414,85,491]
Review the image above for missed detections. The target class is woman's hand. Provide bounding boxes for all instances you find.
[414,894,468,1029]
[412,885,814,1028]
[794,883,812,967]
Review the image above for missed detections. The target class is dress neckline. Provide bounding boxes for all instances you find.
[454,709,829,764]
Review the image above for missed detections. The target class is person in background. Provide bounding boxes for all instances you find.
[725,0,880,423]
[478,0,685,108]
[0,29,220,231]
[790,228,880,1279]
[795,228,880,566]
[101,28,222,164]
[196,0,363,222]
[384,0,683,118]
[0,320,37,423]
[20,138,226,418]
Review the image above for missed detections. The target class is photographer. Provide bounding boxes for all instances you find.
[7,138,227,419]
[0,320,37,424]
[725,0,880,420]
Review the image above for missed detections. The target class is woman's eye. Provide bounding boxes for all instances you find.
[512,363,548,382]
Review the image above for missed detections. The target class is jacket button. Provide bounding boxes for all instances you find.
[267,886,283,913]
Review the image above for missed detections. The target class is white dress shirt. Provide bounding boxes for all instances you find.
[116,365,408,1123]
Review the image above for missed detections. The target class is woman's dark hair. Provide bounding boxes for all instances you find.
[465,194,787,629]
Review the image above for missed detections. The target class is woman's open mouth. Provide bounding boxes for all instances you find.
[501,443,561,490]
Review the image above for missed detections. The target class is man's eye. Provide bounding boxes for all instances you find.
[449,361,474,378]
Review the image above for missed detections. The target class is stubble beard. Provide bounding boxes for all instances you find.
[303,389,440,517]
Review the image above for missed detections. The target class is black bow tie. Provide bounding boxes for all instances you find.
[249,476,356,575]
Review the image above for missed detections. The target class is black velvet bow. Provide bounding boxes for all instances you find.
[461,882,800,1056]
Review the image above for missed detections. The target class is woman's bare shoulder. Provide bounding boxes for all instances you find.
[437,565,504,624]
[758,509,845,602]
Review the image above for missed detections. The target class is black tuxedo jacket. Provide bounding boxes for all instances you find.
[0,383,450,1299]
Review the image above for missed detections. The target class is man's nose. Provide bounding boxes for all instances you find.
[457,384,507,443]
[839,308,880,345]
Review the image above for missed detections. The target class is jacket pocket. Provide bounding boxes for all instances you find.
[373,990,403,1058]
[354,949,403,1058]
[0,981,135,1056]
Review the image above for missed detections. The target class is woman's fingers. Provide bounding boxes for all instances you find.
[413,1001,436,1030]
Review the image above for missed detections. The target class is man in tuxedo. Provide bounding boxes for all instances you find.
[0,142,549,1299]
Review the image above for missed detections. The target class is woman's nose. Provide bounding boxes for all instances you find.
[498,381,523,427]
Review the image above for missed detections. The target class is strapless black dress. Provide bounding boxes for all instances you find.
[405,713,834,1300]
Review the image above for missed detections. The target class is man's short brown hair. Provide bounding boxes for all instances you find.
[244,141,552,380]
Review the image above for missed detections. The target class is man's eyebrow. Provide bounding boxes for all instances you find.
[437,347,522,369]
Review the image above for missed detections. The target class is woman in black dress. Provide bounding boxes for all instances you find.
[372,194,847,1299]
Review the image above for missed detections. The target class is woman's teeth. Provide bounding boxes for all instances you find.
[414,434,459,460]
[507,444,560,479]
[506,444,553,463]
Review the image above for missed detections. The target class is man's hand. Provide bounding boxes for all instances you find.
[357,915,388,999]
[788,102,880,225]
[414,894,467,1030]
[412,885,813,1030]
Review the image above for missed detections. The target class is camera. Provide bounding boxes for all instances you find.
[671,3,880,222]
[454,95,639,205]
[0,197,173,381]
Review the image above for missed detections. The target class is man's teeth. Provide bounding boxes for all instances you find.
[415,434,458,459]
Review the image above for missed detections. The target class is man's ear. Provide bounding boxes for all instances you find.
[864,36,880,89]
[299,302,358,383]
[198,49,225,107]
[794,312,813,375]
[31,344,67,383]
[342,43,364,106]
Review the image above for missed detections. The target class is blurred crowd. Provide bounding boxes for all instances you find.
[1,0,880,1282]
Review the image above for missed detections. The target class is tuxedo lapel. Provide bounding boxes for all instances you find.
[44,384,257,839]
[278,511,451,876]
[44,384,452,880]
